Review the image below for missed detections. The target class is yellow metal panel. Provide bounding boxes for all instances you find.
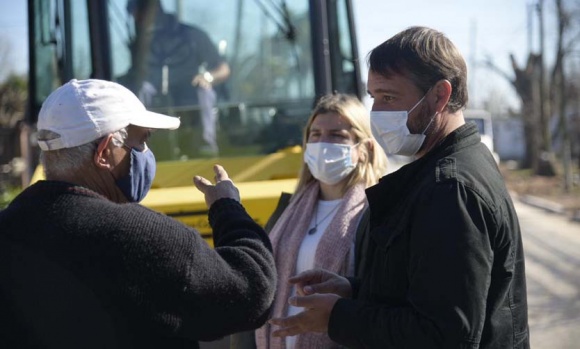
[152,147,303,188]
[142,178,297,246]
[30,148,302,246]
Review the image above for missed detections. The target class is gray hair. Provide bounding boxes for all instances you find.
[39,128,128,179]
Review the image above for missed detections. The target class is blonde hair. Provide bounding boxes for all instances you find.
[294,93,388,195]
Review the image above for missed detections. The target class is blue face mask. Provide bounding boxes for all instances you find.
[115,147,156,203]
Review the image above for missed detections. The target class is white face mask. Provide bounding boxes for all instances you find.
[304,142,357,185]
[370,94,435,156]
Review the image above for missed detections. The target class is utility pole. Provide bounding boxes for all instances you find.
[554,0,573,192]
[537,0,552,154]
[469,19,477,107]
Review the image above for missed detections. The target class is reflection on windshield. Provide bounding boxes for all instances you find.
[107,0,313,160]
[121,0,230,155]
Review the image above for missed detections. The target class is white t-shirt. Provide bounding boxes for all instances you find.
[286,198,355,349]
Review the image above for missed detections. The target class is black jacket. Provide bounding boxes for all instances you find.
[0,181,276,349]
[328,124,529,348]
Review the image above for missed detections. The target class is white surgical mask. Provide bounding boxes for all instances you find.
[304,142,356,185]
[370,94,435,156]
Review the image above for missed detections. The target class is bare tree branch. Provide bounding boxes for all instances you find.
[482,55,516,85]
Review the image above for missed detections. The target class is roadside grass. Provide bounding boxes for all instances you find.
[500,162,580,214]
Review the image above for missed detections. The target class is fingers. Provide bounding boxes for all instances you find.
[194,164,228,187]
[289,269,336,295]
[193,165,239,207]
[271,325,302,338]
[213,164,229,182]
[192,75,212,89]
[302,280,336,295]
[287,294,331,309]
[193,175,212,193]
[288,269,323,284]
[296,286,309,297]
[269,294,337,337]
[191,75,201,86]
[269,314,305,338]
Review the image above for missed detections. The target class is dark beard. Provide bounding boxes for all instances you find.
[408,102,434,135]
[407,103,436,155]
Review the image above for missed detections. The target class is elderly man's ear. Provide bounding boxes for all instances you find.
[94,135,117,170]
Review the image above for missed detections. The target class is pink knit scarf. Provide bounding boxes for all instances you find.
[256,181,367,349]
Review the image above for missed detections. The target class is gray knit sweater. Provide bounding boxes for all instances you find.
[0,180,276,349]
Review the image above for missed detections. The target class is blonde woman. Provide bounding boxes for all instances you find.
[254,93,388,349]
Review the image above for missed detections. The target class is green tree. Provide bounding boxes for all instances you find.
[0,74,27,203]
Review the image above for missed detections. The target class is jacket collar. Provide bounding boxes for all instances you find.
[366,123,480,226]
[20,180,106,201]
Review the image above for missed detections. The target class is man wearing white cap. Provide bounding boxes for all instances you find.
[0,79,276,349]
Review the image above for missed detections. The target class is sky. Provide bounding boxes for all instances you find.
[0,0,27,78]
[0,0,549,112]
[352,0,538,111]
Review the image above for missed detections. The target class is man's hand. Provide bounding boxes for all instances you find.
[193,164,240,207]
[192,72,213,90]
[269,293,341,337]
[290,269,352,298]
[267,269,352,338]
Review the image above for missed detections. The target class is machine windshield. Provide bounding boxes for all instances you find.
[107,0,314,160]
[30,0,359,178]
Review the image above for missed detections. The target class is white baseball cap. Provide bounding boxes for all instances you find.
[37,79,180,151]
